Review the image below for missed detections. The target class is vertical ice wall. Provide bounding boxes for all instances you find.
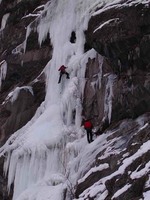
[0,1,113,200]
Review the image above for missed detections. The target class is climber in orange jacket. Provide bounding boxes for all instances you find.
[58,65,70,83]
[83,119,93,143]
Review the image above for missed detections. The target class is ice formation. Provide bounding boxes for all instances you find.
[1,0,150,200]
[0,60,7,91]
[0,1,105,200]
[0,13,10,31]
[4,86,34,104]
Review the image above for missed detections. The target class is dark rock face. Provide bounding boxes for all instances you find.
[84,2,150,126]
[86,3,150,71]
[83,55,113,125]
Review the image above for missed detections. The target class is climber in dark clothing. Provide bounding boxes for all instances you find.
[58,65,70,83]
[83,119,93,143]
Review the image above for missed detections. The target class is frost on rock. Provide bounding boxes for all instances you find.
[0,60,7,91]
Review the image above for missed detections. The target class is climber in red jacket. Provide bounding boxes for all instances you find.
[58,65,70,83]
[83,119,93,143]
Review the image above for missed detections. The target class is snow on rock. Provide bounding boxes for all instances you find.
[93,0,150,17]
[78,163,109,184]
[112,184,132,199]
[4,86,34,104]
[93,18,119,33]
[73,115,150,199]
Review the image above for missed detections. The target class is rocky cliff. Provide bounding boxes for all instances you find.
[0,0,150,200]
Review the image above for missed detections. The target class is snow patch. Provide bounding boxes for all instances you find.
[93,18,119,33]
[78,163,109,184]
[112,184,131,199]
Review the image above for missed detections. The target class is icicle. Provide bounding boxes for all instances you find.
[97,55,103,89]
[104,74,116,124]
[23,26,32,53]
[3,151,11,177]
[0,13,10,30]
[7,152,18,194]
[0,60,7,91]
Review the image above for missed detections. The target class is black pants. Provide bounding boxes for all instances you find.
[58,72,70,83]
[85,128,93,143]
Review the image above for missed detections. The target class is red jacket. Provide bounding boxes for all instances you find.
[84,121,93,129]
[58,65,67,72]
